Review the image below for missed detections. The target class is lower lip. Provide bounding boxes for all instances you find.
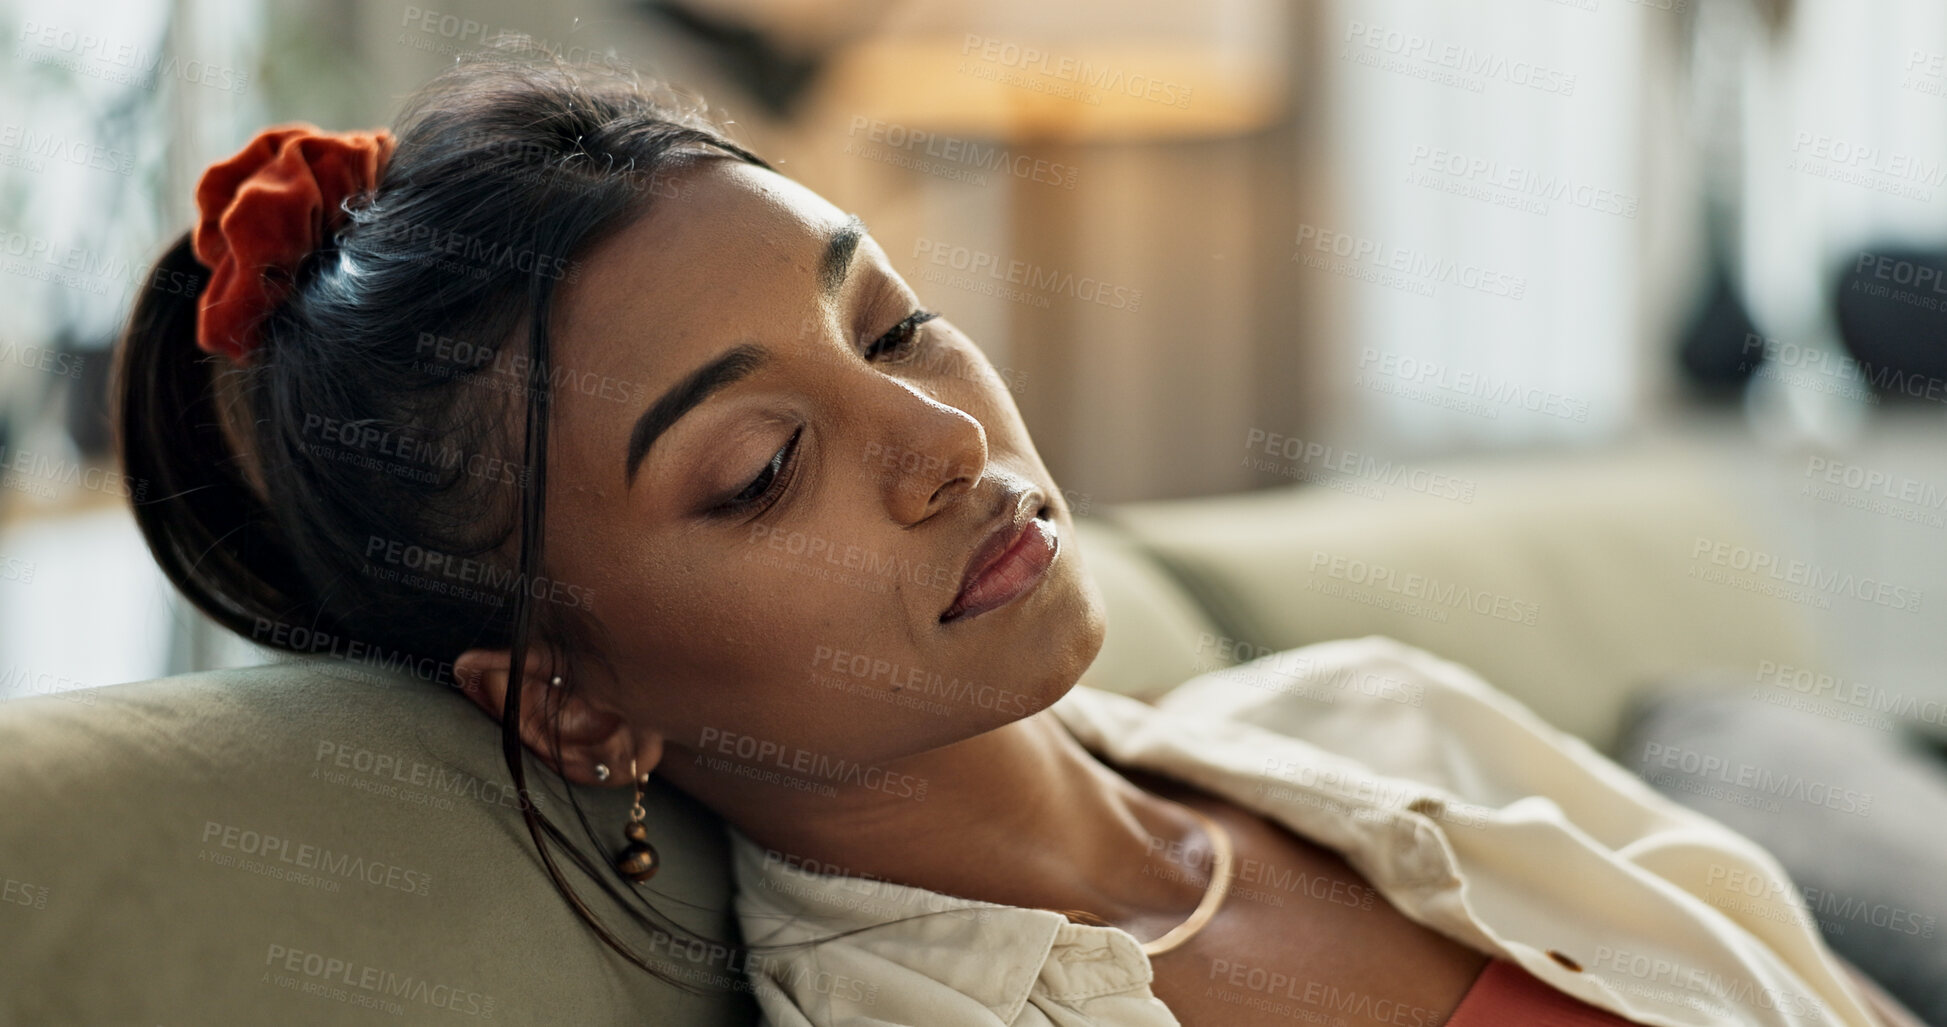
[942,517,1059,623]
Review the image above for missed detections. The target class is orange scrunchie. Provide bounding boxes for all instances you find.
[191,123,395,362]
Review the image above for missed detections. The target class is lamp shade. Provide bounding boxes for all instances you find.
[809,0,1289,143]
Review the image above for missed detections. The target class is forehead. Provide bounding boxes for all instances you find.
[557,159,850,353]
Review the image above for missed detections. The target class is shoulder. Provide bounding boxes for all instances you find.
[1099,636,1651,806]
[1151,635,1528,728]
[1052,635,1507,755]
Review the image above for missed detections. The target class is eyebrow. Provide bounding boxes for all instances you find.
[623,216,868,486]
[821,214,866,295]
[625,343,767,486]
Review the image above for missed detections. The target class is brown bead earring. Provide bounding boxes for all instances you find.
[614,757,659,883]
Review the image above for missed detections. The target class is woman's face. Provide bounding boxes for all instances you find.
[540,158,1106,768]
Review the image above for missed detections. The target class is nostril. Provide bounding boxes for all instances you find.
[929,476,972,507]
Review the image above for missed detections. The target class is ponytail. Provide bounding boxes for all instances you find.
[113,233,315,644]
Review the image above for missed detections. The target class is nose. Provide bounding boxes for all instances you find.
[871,378,987,527]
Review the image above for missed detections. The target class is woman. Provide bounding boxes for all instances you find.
[116,51,1922,1027]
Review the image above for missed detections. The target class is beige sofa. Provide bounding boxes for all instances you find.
[0,450,1815,1024]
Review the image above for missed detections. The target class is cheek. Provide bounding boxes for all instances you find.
[593,550,901,723]
[602,546,1062,763]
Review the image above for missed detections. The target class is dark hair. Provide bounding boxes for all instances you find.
[113,47,771,991]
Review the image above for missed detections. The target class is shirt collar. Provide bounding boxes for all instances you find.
[723,686,1166,1020]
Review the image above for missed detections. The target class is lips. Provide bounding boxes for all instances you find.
[942,492,1058,624]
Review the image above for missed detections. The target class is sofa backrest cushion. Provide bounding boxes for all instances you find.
[0,657,755,1025]
[1069,518,1235,700]
[1107,451,1819,751]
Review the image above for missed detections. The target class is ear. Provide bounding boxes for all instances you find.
[452,648,663,787]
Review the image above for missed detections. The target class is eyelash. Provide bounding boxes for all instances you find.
[721,425,803,514]
[719,309,938,517]
[862,309,938,362]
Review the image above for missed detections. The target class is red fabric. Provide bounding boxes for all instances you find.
[191,123,395,362]
[1445,958,1642,1026]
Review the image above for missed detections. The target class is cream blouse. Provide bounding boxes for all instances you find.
[726,636,1881,1027]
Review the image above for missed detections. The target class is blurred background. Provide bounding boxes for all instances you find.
[2,0,1945,700]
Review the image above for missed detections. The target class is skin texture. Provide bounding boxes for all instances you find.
[446,160,1917,1027]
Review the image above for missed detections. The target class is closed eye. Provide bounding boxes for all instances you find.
[862,309,938,362]
[719,425,803,514]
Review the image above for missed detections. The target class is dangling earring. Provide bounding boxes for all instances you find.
[614,757,659,883]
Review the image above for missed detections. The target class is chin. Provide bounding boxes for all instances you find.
[1013,555,1109,717]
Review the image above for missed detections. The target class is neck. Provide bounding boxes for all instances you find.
[657,710,1215,931]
